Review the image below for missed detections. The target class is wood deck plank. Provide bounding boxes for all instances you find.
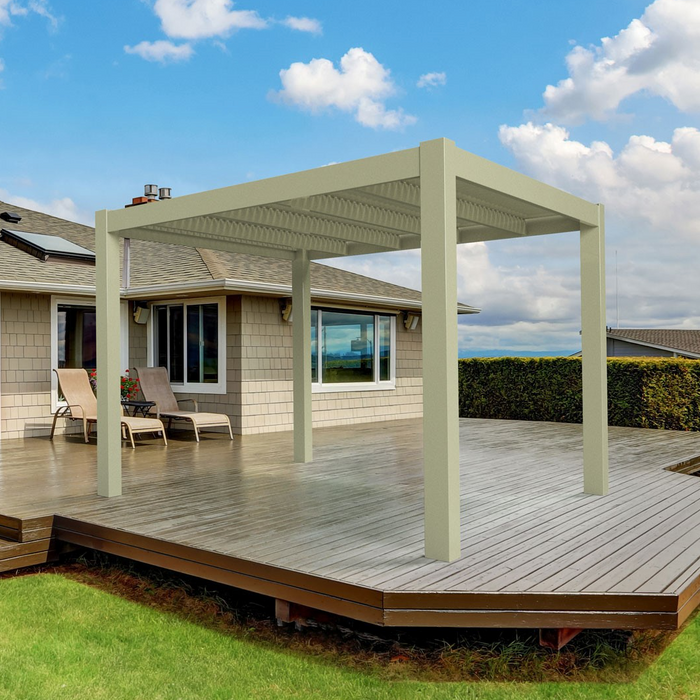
[2,419,700,629]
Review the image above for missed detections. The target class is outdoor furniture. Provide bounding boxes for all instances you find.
[121,399,156,417]
[120,406,167,449]
[51,368,168,448]
[51,368,98,443]
[135,366,234,442]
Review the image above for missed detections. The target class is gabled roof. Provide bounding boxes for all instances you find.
[607,329,700,358]
[0,200,478,313]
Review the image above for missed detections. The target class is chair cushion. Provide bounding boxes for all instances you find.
[161,411,229,427]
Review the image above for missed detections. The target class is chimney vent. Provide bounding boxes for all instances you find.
[144,184,158,200]
[158,187,171,200]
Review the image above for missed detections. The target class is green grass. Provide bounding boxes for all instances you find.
[1,573,700,699]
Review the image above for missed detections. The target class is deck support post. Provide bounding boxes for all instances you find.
[580,204,608,496]
[420,138,461,562]
[539,628,582,651]
[292,248,312,463]
[95,209,123,497]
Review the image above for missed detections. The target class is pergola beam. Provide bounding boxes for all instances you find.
[107,148,421,234]
[454,151,599,225]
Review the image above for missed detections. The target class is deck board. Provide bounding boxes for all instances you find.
[2,418,700,629]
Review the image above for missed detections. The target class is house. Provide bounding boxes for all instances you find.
[0,198,478,440]
[606,328,700,359]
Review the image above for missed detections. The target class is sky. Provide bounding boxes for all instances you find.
[1,0,698,356]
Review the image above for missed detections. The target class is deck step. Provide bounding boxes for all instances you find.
[0,535,55,572]
[0,514,54,543]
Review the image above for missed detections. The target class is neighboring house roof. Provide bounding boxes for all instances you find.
[607,329,700,358]
[0,200,479,313]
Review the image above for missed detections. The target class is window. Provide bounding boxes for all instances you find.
[151,297,226,394]
[56,304,96,370]
[312,309,395,392]
[50,297,130,410]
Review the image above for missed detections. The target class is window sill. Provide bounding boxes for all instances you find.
[312,382,396,394]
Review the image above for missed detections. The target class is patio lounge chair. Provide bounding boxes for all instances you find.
[135,366,234,442]
[50,368,167,448]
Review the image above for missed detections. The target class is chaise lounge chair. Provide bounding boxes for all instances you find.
[135,366,234,442]
[50,368,167,448]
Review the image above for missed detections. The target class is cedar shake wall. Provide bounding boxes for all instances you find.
[0,292,55,438]
[238,295,423,435]
[133,296,244,434]
[1,292,422,440]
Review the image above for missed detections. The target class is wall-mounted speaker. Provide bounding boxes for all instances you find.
[134,306,150,325]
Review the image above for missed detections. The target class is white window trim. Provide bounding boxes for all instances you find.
[147,296,227,395]
[50,296,130,412]
[312,309,396,394]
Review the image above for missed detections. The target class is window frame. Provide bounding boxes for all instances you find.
[50,296,130,412]
[311,308,396,394]
[147,295,227,395]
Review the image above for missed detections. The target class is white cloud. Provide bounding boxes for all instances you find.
[417,71,446,88]
[0,189,92,225]
[124,40,193,63]
[153,0,267,40]
[273,47,416,130]
[281,16,321,35]
[499,122,700,238]
[543,0,700,123]
[0,0,56,27]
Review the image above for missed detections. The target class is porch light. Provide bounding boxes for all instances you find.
[280,299,293,323]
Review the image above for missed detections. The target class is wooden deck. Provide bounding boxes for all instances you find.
[3,418,700,630]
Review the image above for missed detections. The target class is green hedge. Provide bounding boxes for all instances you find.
[458,357,700,431]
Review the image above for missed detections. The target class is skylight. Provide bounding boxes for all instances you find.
[0,229,95,265]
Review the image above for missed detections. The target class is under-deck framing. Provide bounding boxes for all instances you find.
[3,418,700,630]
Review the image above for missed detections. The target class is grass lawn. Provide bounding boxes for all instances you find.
[1,572,700,700]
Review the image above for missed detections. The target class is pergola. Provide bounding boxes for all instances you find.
[95,138,608,563]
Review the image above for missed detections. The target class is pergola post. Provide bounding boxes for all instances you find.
[420,138,461,562]
[95,210,123,497]
[292,248,312,463]
[580,204,608,495]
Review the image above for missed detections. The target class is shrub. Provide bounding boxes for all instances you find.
[458,357,700,431]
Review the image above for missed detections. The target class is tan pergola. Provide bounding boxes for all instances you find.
[96,138,608,563]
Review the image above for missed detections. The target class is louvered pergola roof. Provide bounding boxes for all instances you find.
[104,142,598,256]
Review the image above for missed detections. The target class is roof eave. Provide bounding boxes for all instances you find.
[123,278,480,313]
[607,333,700,359]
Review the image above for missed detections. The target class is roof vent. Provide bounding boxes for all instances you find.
[144,184,158,201]
[158,187,171,200]
[0,211,22,224]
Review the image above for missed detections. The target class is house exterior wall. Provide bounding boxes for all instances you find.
[237,295,423,435]
[0,291,423,440]
[607,338,675,358]
[0,292,54,439]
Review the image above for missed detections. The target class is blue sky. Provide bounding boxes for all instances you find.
[1,0,698,355]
